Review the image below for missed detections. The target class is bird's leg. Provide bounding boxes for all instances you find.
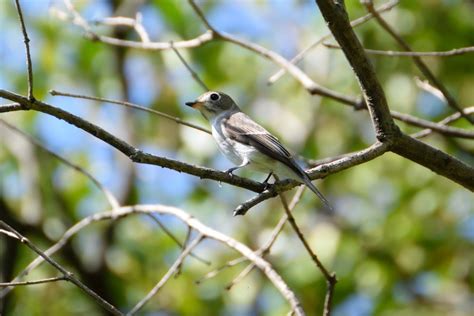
[262,172,274,190]
[224,160,249,177]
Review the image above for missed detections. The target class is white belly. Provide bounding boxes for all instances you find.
[212,125,249,165]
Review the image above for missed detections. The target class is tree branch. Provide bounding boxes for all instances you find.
[390,111,474,139]
[391,134,474,190]
[314,0,399,141]
[52,1,215,50]
[411,107,474,139]
[146,214,210,265]
[223,187,305,290]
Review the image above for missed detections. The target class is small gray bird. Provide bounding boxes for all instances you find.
[186,91,332,210]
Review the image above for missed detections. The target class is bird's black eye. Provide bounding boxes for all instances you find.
[210,93,220,101]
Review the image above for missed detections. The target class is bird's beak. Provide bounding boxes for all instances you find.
[185,100,203,109]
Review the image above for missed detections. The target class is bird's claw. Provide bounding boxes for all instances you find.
[224,168,235,178]
[262,182,274,191]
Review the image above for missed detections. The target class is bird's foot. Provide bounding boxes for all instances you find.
[262,182,275,191]
[224,167,237,178]
[261,172,274,190]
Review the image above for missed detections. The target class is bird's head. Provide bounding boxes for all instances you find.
[186,91,237,120]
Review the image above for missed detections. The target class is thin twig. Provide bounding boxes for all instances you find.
[277,189,336,316]
[225,187,305,290]
[127,234,204,315]
[390,111,474,139]
[96,14,151,43]
[132,13,150,43]
[0,276,68,287]
[0,119,120,209]
[268,0,400,85]
[324,42,474,57]
[363,0,474,125]
[195,256,248,284]
[415,77,446,103]
[277,188,331,279]
[412,107,474,139]
[225,262,255,290]
[145,214,210,265]
[0,220,123,315]
[54,2,214,50]
[14,0,34,100]
[170,42,209,91]
[49,89,210,134]
[323,276,337,316]
[176,227,194,276]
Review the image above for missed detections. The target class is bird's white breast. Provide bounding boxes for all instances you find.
[211,122,249,165]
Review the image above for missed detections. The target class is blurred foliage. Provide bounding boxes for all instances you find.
[0,0,473,315]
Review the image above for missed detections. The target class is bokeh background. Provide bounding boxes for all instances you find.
[1,0,473,315]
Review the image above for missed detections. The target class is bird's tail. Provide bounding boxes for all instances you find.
[301,173,333,212]
[290,162,333,211]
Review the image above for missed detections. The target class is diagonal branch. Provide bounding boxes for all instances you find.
[170,43,210,92]
[146,214,210,265]
[390,111,474,139]
[391,134,474,190]
[314,0,399,141]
